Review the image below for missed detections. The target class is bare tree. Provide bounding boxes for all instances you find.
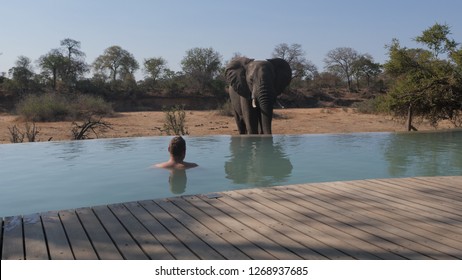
[71,116,112,140]
[272,43,318,81]
[324,47,359,91]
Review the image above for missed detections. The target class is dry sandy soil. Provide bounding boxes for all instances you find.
[0,108,454,144]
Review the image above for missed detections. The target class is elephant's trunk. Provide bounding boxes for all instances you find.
[256,85,274,134]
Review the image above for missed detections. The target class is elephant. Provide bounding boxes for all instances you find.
[225,57,292,134]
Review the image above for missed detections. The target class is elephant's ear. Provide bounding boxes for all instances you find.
[225,57,254,99]
[267,58,292,96]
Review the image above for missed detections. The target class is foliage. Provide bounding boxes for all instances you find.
[352,95,388,114]
[157,105,189,135]
[16,92,113,122]
[181,47,222,93]
[383,23,462,129]
[143,57,168,84]
[414,23,457,58]
[37,38,88,91]
[7,56,39,94]
[351,54,383,90]
[93,45,139,82]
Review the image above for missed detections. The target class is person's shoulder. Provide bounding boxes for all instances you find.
[153,162,172,168]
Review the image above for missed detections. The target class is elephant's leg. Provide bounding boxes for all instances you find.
[240,97,259,134]
[228,88,247,134]
[234,112,246,134]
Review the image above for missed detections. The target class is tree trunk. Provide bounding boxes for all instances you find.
[406,104,417,131]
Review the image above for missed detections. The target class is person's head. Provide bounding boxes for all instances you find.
[168,136,186,161]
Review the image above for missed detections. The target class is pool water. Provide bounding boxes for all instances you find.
[1,130,462,217]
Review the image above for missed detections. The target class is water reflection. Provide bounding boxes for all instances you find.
[52,140,85,162]
[225,136,293,187]
[167,169,188,194]
[382,130,462,177]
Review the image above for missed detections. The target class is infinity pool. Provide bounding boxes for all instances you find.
[1,130,462,217]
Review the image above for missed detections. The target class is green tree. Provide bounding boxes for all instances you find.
[38,49,66,90]
[351,54,382,90]
[384,24,462,130]
[143,57,168,89]
[414,23,457,58]
[93,45,139,82]
[7,56,36,94]
[181,47,222,93]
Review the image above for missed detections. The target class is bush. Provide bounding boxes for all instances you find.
[352,95,389,114]
[16,93,70,121]
[157,105,189,135]
[16,93,113,121]
[73,94,114,119]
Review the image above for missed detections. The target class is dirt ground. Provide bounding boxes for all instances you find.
[0,108,454,144]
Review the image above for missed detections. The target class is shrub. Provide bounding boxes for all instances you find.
[16,93,113,122]
[16,93,70,121]
[352,95,389,114]
[157,105,189,135]
[73,94,114,119]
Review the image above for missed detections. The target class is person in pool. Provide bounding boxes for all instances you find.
[154,136,198,169]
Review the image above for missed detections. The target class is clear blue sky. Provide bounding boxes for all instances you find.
[1,0,462,79]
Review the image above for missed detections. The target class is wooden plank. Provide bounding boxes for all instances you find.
[200,194,311,260]
[123,201,198,260]
[324,180,462,242]
[377,178,462,211]
[156,198,250,260]
[316,179,462,229]
[412,177,462,198]
[92,205,148,260]
[23,213,48,260]
[41,211,74,260]
[139,199,224,260]
[234,188,404,260]
[297,182,461,259]
[107,203,174,260]
[242,188,400,259]
[278,183,436,259]
[274,185,424,259]
[182,195,278,260]
[59,210,98,260]
[365,179,462,219]
[76,207,123,260]
[216,191,346,259]
[312,181,461,258]
[1,216,24,260]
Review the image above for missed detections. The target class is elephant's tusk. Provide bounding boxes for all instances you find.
[252,98,257,108]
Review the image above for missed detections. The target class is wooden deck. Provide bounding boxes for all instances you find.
[1,176,462,260]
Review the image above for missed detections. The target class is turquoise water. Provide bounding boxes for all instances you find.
[1,130,462,217]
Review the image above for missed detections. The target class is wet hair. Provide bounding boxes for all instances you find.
[169,136,186,160]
